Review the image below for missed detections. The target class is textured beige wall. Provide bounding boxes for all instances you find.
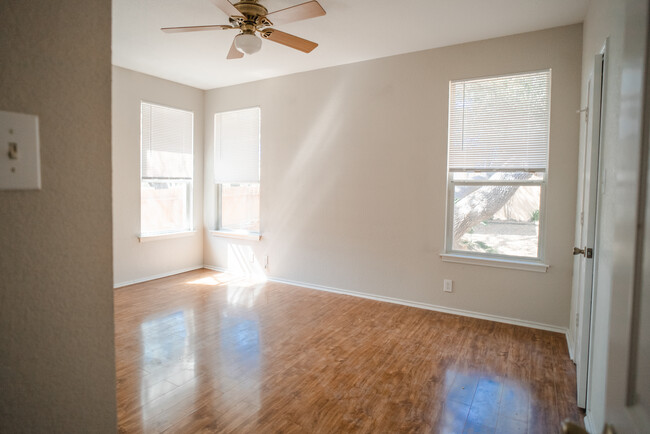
[0,0,116,432]
[112,66,204,286]
[204,25,582,329]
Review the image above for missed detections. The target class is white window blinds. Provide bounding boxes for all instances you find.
[448,70,551,172]
[141,103,194,179]
[214,107,261,184]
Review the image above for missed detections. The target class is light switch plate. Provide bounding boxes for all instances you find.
[0,110,41,190]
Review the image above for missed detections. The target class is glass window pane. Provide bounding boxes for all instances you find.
[141,180,191,235]
[452,184,541,258]
[220,183,260,233]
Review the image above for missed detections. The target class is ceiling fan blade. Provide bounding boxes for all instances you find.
[209,0,241,17]
[227,37,244,59]
[260,29,318,53]
[161,24,234,33]
[265,1,325,26]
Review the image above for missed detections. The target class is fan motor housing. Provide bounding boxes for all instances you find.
[233,1,268,18]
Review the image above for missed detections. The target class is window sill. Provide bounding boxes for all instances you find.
[209,230,261,241]
[138,230,196,243]
[440,253,549,273]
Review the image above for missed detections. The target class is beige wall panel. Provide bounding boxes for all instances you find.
[204,25,583,330]
[0,0,116,431]
[112,66,204,286]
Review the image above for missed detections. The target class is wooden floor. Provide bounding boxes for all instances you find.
[115,269,583,433]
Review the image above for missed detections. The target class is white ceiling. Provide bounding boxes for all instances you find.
[113,0,589,90]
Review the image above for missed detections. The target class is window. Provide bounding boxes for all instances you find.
[214,107,261,234]
[445,70,551,262]
[140,102,193,236]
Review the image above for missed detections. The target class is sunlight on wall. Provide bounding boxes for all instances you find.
[227,244,266,281]
[265,80,348,266]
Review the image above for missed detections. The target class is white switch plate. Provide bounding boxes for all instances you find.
[0,110,41,190]
[443,279,453,293]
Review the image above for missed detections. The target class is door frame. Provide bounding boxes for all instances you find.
[605,0,650,430]
[574,45,607,410]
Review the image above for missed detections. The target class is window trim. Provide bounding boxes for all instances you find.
[138,230,197,243]
[215,182,261,235]
[444,172,548,263]
[443,70,551,264]
[214,106,261,236]
[209,230,261,241]
[139,101,194,237]
[440,253,549,272]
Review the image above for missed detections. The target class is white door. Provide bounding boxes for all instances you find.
[605,0,650,431]
[574,52,605,410]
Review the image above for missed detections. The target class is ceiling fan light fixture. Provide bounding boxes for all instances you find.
[234,33,262,55]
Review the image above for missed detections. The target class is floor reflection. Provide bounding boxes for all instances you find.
[114,269,582,433]
[440,369,532,433]
[219,314,262,409]
[139,310,196,421]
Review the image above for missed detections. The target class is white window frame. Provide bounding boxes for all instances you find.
[444,172,548,263]
[442,70,551,269]
[212,107,261,240]
[215,182,261,236]
[139,101,194,239]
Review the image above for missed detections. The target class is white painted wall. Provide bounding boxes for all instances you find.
[204,25,582,330]
[112,66,204,286]
[572,0,627,431]
[0,0,116,431]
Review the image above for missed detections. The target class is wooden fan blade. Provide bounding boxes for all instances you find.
[209,0,240,17]
[260,29,317,53]
[161,24,234,33]
[227,37,244,59]
[265,1,325,26]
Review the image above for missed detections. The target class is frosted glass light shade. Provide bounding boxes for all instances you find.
[234,33,262,55]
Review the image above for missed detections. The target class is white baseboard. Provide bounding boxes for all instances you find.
[203,264,226,272]
[566,330,576,361]
[203,265,567,334]
[114,266,204,289]
[584,411,596,433]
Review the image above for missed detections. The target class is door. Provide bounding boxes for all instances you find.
[575,52,605,410]
[605,0,650,431]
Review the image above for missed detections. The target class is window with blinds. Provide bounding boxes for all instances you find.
[445,70,551,261]
[140,102,194,236]
[448,70,550,172]
[214,107,261,234]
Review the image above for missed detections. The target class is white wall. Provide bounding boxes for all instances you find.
[0,0,116,431]
[204,25,583,330]
[572,0,627,430]
[112,66,205,286]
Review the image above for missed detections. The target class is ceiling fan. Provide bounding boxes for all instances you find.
[161,0,326,59]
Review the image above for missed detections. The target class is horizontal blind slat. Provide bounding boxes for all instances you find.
[214,107,261,184]
[448,71,550,171]
[141,103,194,179]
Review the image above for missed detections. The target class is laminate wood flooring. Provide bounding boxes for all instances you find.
[115,268,583,433]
